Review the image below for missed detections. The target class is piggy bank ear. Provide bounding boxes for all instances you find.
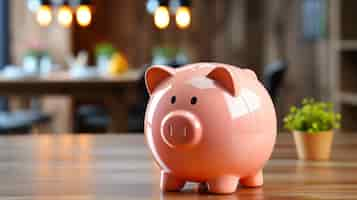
[207,67,238,96]
[145,65,174,95]
[242,69,257,80]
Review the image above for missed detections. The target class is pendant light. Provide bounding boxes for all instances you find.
[76,0,92,27]
[57,0,73,27]
[175,0,191,29]
[36,0,52,27]
[154,0,170,29]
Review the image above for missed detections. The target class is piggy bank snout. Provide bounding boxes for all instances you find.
[161,110,202,149]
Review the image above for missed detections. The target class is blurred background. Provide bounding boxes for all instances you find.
[0,0,351,134]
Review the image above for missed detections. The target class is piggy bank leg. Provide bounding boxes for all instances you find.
[160,171,186,192]
[207,176,239,194]
[239,170,263,187]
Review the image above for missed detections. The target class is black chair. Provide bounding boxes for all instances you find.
[0,111,32,134]
[0,109,52,134]
[0,97,52,134]
[74,105,109,133]
[263,61,288,103]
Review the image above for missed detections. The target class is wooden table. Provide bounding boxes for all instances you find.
[0,133,356,199]
[0,69,144,132]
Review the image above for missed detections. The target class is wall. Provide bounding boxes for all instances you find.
[72,0,264,73]
[263,0,329,127]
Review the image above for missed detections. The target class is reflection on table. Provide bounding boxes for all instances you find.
[0,133,355,199]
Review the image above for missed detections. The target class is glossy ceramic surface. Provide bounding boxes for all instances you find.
[144,63,277,194]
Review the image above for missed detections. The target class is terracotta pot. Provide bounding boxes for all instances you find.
[292,131,334,161]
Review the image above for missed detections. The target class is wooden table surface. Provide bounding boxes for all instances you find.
[0,133,356,200]
[0,69,143,96]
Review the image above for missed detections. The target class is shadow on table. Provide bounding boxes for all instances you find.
[160,185,264,200]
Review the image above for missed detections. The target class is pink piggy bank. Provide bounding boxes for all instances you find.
[144,63,277,194]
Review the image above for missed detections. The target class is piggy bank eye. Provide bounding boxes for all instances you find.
[171,96,176,104]
[190,96,198,105]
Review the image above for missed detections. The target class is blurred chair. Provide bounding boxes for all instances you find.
[74,104,109,133]
[263,61,288,102]
[0,108,52,134]
[74,69,148,133]
[0,110,31,134]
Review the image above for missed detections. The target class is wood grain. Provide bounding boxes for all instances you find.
[0,70,143,97]
[0,133,355,199]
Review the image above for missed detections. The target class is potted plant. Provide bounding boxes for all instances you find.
[152,45,189,66]
[23,44,51,76]
[283,98,341,161]
[95,42,116,73]
[95,42,116,59]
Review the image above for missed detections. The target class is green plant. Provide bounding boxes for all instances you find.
[284,98,341,133]
[24,42,49,58]
[153,46,180,60]
[24,48,49,58]
[95,42,116,58]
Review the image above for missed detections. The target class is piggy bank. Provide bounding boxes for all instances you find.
[144,63,276,194]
